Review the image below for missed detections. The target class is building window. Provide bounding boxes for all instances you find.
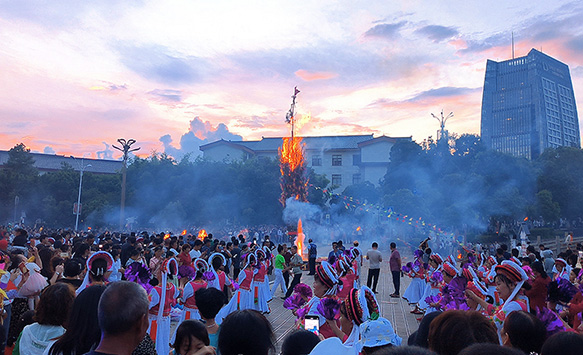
[352,174,361,185]
[352,154,361,165]
[312,155,322,166]
[332,174,342,186]
[332,155,342,166]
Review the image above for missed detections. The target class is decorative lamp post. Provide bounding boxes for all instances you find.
[113,139,140,231]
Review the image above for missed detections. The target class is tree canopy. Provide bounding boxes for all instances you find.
[0,139,582,232]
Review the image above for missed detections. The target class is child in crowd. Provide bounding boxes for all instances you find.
[172,320,215,355]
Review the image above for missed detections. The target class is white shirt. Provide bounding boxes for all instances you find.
[189,249,201,260]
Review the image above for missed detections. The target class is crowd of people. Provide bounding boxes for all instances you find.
[397,239,583,355]
[1,224,583,355]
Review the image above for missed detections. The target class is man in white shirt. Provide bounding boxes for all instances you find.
[366,242,382,294]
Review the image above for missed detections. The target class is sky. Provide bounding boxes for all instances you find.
[1,0,583,160]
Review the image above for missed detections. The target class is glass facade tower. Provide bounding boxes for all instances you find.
[480,49,580,159]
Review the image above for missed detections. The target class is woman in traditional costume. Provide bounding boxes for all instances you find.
[251,249,270,313]
[330,286,402,350]
[466,260,529,343]
[262,246,273,302]
[479,255,499,305]
[403,249,427,313]
[216,252,256,323]
[181,258,209,322]
[296,261,342,339]
[418,253,444,316]
[336,256,356,301]
[553,258,570,281]
[148,258,179,355]
[76,251,113,295]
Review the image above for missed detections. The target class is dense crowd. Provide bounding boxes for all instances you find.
[0,224,582,355]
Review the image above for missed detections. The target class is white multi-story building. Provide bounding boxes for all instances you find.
[199,134,410,191]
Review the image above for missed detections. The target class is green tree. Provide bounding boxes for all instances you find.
[0,143,39,222]
[537,147,583,220]
[534,190,560,223]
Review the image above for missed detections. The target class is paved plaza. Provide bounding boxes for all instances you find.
[266,263,420,350]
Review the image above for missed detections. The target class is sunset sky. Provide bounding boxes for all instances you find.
[1,1,582,160]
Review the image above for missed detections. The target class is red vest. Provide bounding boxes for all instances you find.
[184,280,207,309]
[253,264,266,282]
[217,271,227,290]
[239,269,254,290]
[149,284,176,317]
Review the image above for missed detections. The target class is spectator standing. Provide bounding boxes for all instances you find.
[189,240,203,261]
[327,242,340,265]
[284,246,303,299]
[542,249,555,278]
[15,283,75,355]
[120,236,136,267]
[308,239,317,275]
[231,240,241,279]
[88,281,150,355]
[218,310,275,355]
[195,287,226,349]
[271,245,288,298]
[366,242,382,294]
[389,242,402,298]
[283,244,292,289]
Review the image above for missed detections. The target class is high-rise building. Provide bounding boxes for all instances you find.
[481,49,580,159]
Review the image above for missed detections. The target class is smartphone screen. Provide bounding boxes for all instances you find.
[305,315,320,335]
[18,262,28,274]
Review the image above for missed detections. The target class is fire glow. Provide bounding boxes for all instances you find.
[295,218,306,261]
[278,137,308,205]
[198,229,208,241]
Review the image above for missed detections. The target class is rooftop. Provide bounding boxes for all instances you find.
[0,151,123,174]
[200,134,410,152]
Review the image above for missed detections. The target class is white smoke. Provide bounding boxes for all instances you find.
[282,197,321,225]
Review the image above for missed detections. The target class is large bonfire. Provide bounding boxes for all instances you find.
[278,136,308,205]
[279,87,309,259]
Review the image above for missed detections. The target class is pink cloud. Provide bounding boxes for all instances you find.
[449,38,468,50]
[295,69,339,81]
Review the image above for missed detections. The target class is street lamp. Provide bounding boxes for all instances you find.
[71,155,92,231]
[430,110,454,142]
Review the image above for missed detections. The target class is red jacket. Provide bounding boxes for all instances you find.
[568,292,583,328]
[525,276,551,313]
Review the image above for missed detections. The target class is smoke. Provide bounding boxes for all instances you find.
[96,142,114,159]
[281,196,421,256]
[282,197,321,225]
[43,146,55,154]
[160,116,242,160]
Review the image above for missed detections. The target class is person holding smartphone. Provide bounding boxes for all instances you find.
[296,262,342,339]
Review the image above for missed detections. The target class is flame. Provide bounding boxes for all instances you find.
[239,229,248,238]
[524,217,528,221]
[279,137,305,172]
[181,229,187,236]
[457,253,462,260]
[198,229,208,241]
[296,112,311,130]
[279,136,308,205]
[356,226,361,232]
[295,218,306,261]
[164,233,171,240]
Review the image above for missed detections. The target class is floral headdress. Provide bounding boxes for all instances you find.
[344,286,380,326]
